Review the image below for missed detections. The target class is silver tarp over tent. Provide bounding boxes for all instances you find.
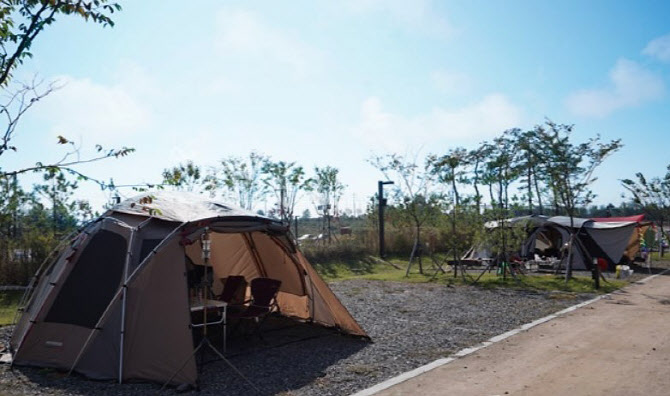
[467,215,637,269]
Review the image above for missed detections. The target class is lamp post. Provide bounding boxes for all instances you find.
[378,180,394,259]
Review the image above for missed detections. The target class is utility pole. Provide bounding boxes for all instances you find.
[378,180,394,259]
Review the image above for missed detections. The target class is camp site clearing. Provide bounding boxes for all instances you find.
[0,193,666,395]
[0,275,618,395]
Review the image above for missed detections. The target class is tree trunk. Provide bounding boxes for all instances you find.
[498,179,506,279]
[451,169,460,206]
[488,183,495,205]
[416,224,423,274]
[527,153,533,215]
[565,233,574,281]
[565,214,575,281]
[280,186,286,224]
[660,217,665,258]
[452,209,458,278]
[473,161,481,213]
[533,167,543,214]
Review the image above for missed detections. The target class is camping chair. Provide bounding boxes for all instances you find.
[218,276,248,308]
[194,275,249,324]
[229,277,282,339]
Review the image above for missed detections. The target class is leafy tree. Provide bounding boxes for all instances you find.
[622,165,670,256]
[162,161,202,192]
[312,166,345,242]
[0,0,121,87]
[0,174,29,281]
[33,168,90,232]
[536,120,622,279]
[369,153,442,275]
[429,147,469,206]
[0,170,95,284]
[477,131,523,278]
[513,128,544,214]
[262,160,312,227]
[488,130,522,211]
[205,152,268,211]
[0,1,132,181]
[468,144,492,213]
[429,147,472,277]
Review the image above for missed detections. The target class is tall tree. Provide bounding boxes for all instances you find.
[33,169,83,233]
[262,160,312,227]
[369,153,442,275]
[468,143,493,214]
[162,161,202,192]
[537,120,622,279]
[312,166,345,242]
[205,152,268,211]
[430,147,470,277]
[430,147,469,206]
[622,165,670,256]
[513,129,544,214]
[485,130,522,278]
[489,130,521,212]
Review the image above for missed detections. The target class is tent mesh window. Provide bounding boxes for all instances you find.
[44,230,127,328]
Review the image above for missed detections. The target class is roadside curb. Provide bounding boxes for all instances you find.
[350,268,670,396]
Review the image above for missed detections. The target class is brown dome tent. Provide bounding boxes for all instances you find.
[9,192,367,386]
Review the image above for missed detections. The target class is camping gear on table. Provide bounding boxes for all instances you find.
[8,191,367,387]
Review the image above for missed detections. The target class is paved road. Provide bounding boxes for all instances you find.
[376,273,670,396]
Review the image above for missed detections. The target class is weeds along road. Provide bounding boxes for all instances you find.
[375,272,670,396]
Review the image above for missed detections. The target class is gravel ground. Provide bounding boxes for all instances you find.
[0,280,596,396]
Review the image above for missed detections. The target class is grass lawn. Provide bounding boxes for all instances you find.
[648,252,670,264]
[0,290,22,326]
[316,258,629,294]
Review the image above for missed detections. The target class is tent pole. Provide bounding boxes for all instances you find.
[242,233,268,278]
[118,229,135,384]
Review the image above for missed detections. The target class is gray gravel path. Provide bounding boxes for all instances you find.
[0,280,593,395]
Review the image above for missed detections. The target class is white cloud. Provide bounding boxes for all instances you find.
[345,0,454,38]
[431,69,472,94]
[38,63,154,148]
[38,73,152,146]
[214,8,321,76]
[352,94,524,151]
[565,58,665,118]
[643,33,670,62]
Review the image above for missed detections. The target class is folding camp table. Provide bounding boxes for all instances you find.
[190,299,227,353]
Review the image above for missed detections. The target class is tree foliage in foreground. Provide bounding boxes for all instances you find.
[622,164,670,255]
[0,0,133,184]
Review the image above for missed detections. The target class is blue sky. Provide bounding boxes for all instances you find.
[4,0,670,214]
